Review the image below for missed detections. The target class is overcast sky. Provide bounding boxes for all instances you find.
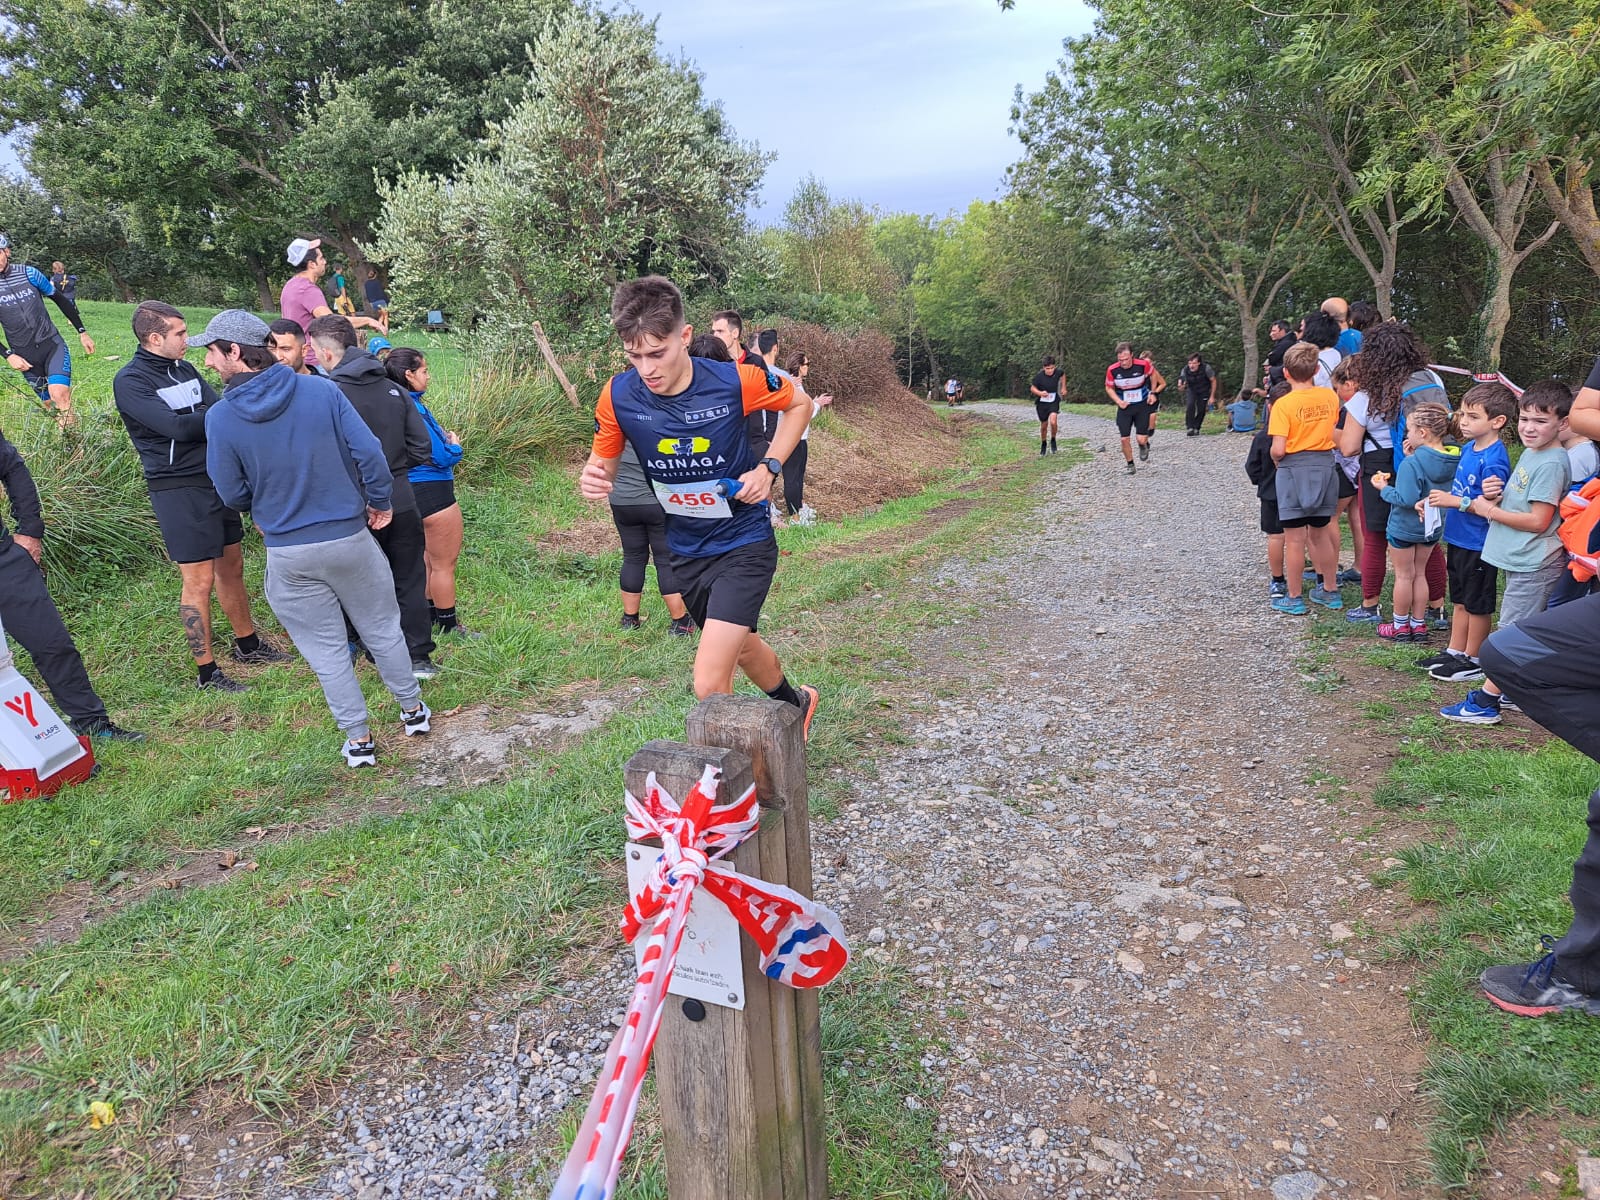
[638,0,1094,222]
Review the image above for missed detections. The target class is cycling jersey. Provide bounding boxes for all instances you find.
[593,358,794,558]
[0,264,80,362]
[1106,359,1156,405]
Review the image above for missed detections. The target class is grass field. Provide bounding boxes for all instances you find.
[0,303,1071,1198]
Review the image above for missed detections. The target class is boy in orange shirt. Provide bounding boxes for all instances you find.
[1269,342,1343,614]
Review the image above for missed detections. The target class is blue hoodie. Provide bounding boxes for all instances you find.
[205,363,394,548]
[1380,442,1460,546]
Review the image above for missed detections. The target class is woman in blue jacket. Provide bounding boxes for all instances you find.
[384,348,470,636]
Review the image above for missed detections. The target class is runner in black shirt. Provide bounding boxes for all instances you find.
[1029,357,1066,455]
[1177,353,1218,435]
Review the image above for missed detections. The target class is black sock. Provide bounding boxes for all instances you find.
[198,661,221,683]
[428,600,438,622]
[433,606,458,632]
[765,676,805,709]
[234,632,260,656]
[1272,575,1286,584]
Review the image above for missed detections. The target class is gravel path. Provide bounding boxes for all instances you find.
[186,405,1435,1199]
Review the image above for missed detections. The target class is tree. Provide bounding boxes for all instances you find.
[372,6,766,344]
[776,177,895,324]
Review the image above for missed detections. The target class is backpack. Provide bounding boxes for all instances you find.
[1390,372,1450,470]
[1559,476,1600,582]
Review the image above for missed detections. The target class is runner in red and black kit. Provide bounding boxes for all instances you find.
[1030,356,1065,456]
[580,276,820,734]
[1105,342,1156,474]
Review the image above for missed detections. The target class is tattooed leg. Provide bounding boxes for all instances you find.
[177,560,217,665]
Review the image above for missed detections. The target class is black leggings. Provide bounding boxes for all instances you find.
[611,503,676,594]
[783,441,809,515]
[1185,392,1209,431]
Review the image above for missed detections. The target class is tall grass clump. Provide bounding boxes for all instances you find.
[426,354,596,470]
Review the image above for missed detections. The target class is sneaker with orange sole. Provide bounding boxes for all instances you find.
[798,685,820,742]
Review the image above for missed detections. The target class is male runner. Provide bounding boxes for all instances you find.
[1105,343,1157,474]
[1177,353,1218,435]
[113,301,288,691]
[1138,349,1168,438]
[1030,356,1066,455]
[580,277,819,728]
[0,234,94,422]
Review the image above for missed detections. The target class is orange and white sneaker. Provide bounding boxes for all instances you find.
[797,685,820,742]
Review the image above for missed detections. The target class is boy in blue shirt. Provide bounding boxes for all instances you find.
[1417,383,1515,680]
[1227,391,1259,433]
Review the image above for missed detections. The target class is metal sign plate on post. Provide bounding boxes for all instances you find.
[626,841,747,1011]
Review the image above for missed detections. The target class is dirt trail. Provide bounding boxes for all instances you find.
[810,406,1438,1199]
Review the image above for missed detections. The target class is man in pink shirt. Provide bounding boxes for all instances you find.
[279,238,385,366]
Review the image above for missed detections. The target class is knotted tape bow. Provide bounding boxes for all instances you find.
[549,764,849,1200]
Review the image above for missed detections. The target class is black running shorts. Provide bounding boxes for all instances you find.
[670,535,779,632]
[1260,497,1283,536]
[1034,399,1060,423]
[413,478,457,520]
[1116,401,1150,438]
[1447,543,1499,616]
[149,484,243,564]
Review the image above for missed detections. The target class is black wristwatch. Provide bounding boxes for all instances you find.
[761,457,782,476]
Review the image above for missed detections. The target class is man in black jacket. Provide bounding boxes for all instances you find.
[113,302,288,691]
[0,430,142,740]
[306,316,436,676]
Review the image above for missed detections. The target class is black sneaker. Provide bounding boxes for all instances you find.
[620,613,642,630]
[402,701,432,736]
[436,622,484,640]
[342,737,377,768]
[1138,443,1150,462]
[1482,938,1600,1017]
[230,638,292,665]
[669,613,696,638]
[1413,651,1457,671]
[411,659,439,680]
[1429,656,1485,682]
[76,718,146,743]
[198,669,248,693]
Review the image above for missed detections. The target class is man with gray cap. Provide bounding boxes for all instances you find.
[195,309,431,767]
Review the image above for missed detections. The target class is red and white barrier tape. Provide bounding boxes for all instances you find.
[549,764,849,1200]
[1428,363,1523,396]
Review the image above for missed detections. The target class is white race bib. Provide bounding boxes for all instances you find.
[652,479,732,519]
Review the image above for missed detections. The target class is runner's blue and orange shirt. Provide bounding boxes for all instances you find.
[593,357,794,558]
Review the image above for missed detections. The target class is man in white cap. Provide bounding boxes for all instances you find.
[195,309,431,767]
[279,238,385,368]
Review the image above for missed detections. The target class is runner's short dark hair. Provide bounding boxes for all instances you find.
[1459,381,1517,427]
[131,300,183,344]
[306,314,358,351]
[611,277,685,344]
[1520,378,1574,418]
[268,318,304,341]
[1348,300,1379,331]
[1042,355,1055,367]
[757,328,778,355]
[709,309,743,338]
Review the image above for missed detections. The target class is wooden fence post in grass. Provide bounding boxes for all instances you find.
[530,320,581,408]
[622,694,826,1200]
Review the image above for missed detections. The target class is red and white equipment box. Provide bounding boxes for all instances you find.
[0,614,94,802]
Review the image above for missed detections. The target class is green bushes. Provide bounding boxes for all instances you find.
[424,355,596,471]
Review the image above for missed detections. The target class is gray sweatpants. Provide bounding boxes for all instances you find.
[264,529,420,740]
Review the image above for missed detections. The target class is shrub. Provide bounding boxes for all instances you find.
[423,354,597,470]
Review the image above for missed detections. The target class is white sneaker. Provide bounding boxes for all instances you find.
[793,505,817,526]
[343,737,377,768]
[402,701,432,736]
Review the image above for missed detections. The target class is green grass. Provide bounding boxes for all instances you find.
[0,305,1074,1197]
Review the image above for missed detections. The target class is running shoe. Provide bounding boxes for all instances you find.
[1427,605,1450,630]
[402,701,432,736]
[620,613,642,630]
[1337,568,1363,586]
[1429,656,1485,682]
[1269,579,1288,599]
[1414,650,1457,671]
[1271,595,1308,615]
[793,505,817,526]
[797,684,820,742]
[1040,443,1047,456]
[669,613,696,638]
[1186,429,1198,437]
[198,669,248,693]
[1376,621,1411,641]
[230,638,291,665]
[1440,689,1503,724]
[1124,461,1136,476]
[1499,696,1522,713]
[1307,586,1344,610]
[1345,604,1382,623]
[1481,938,1600,1017]
[1138,443,1150,462]
[76,718,146,742]
[412,658,439,680]
[343,737,377,768]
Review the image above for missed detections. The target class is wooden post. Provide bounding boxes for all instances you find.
[686,695,826,1200]
[530,320,582,408]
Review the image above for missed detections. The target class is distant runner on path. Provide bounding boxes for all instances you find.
[1029,356,1065,456]
[1105,342,1156,474]
[0,233,94,423]
[1178,352,1218,436]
